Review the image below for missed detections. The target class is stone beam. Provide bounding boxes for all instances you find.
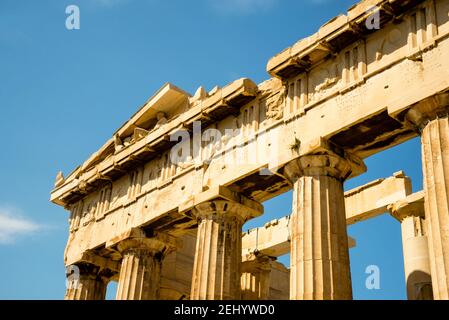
[242,172,412,257]
[242,216,357,258]
[243,216,292,258]
[345,171,412,225]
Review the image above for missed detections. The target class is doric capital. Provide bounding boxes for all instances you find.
[242,253,275,273]
[192,199,263,224]
[387,191,425,222]
[80,251,121,273]
[405,93,449,132]
[115,229,178,257]
[284,153,364,182]
[66,262,114,286]
[71,262,101,280]
[283,137,366,182]
[65,262,110,300]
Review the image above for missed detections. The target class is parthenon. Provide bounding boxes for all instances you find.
[51,0,449,300]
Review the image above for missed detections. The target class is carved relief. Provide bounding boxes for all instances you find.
[114,133,123,153]
[366,18,409,73]
[190,86,208,108]
[265,86,286,120]
[133,128,149,142]
[315,76,338,91]
[309,63,340,102]
[376,28,403,61]
[114,116,165,155]
[312,67,338,91]
[110,179,126,209]
[153,112,168,131]
[80,201,96,227]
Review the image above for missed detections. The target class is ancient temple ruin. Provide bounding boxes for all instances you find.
[51,0,449,300]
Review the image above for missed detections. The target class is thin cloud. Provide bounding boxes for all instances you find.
[0,207,41,244]
[208,0,278,15]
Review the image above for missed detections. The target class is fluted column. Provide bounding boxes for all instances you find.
[406,95,449,300]
[284,152,364,300]
[388,192,433,300]
[190,200,263,300]
[65,263,108,300]
[241,254,274,300]
[116,235,174,300]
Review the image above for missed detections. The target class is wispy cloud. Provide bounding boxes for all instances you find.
[208,0,278,15]
[0,207,41,244]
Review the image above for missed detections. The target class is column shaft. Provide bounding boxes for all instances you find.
[190,200,262,300]
[388,192,433,300]
[401,215,433,300]
[116,237,171,300]
[116,248,162,300]
[291,174,351,300]
[241,255,273,300]
[422,116,449,299]
[284,153,360,300]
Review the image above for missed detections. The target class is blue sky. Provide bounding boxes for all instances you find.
[0,0,423,300]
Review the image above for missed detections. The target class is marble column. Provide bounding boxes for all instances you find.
[284,152,363,300]
[116,235,174,300]
[406,94,449,300]
[241,254,275,300]
[65,263,108,300]
[388,193,433,300]
[190,200,263,300]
